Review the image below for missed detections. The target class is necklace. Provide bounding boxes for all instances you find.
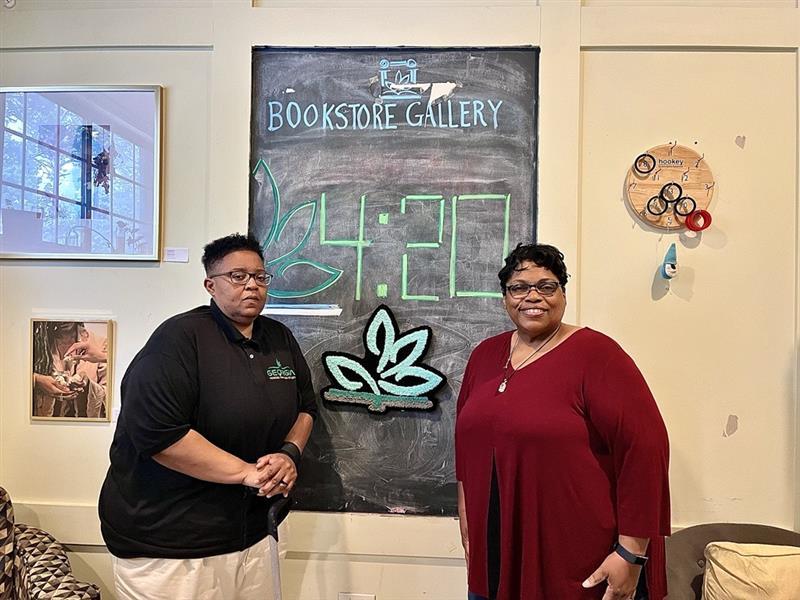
[497,324,561,393]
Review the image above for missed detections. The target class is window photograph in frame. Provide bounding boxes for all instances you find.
[0,86,161,260]
[31,318,114,422]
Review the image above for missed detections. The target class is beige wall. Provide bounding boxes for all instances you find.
[1,1,798,599]
[580,49,797,529]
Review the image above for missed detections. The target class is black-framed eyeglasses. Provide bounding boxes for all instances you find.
[505,280,561,299]
[208,270,273,287]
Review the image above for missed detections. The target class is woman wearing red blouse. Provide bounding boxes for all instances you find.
[455,243,670,600]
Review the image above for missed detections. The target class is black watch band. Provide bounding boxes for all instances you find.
[613,542,648,566]
[278,441,302,469]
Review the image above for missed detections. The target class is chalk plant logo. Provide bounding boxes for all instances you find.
[266,359,296,381]
[321,304,446,413]
[252,158,343,299]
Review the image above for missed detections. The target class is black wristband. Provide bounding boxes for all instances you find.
[613,542,648,566]
[278,441,302,469]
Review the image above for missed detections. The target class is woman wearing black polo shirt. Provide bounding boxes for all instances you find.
[99,233,317,600]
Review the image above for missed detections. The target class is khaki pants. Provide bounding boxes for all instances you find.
[112,534,276,600]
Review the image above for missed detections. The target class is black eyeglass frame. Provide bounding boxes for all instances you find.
[207,270,273,287]
[504,280,562,299]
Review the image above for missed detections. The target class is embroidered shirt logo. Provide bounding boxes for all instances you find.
[266,359,295,380]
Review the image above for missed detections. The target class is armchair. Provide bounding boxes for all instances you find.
[0,486,100,599]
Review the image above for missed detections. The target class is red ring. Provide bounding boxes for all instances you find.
[684,209,712,231]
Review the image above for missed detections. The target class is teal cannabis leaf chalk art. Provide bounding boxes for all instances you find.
[321,304,446,412]
[252,159,343,298]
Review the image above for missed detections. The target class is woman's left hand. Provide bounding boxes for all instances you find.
[255,453,297,498]
[582,552,642,600]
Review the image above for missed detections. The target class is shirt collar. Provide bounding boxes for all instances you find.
[209,299,262,349]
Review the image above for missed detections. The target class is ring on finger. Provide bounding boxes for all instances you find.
[278,480,289,486]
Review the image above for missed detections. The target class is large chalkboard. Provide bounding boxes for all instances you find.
[250,47,538,515]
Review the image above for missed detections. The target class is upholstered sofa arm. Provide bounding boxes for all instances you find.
[15,524,100,599]
[1,486,100,599]
[0,486,22,600]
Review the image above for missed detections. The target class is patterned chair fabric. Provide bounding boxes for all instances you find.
[0,487,100,600]
[0,486,26,600]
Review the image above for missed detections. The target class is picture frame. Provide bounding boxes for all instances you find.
[31,318,114,422]
[0,86,162,260]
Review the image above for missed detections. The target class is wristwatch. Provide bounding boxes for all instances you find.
[613,542,648,566]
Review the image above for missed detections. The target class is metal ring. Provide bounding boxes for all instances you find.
[659,182,683,202]
[278,480,289,486]
[674,196,696,217]
[646,195,668,216]
[633,153,656,175]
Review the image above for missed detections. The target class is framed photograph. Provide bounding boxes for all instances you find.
[31,318,114,422]
[0,86,162,260]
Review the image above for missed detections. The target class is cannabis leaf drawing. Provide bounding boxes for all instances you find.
[321,304,446,413]
[252,159,342,298]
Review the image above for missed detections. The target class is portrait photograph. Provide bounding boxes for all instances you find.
[31,318,113,422]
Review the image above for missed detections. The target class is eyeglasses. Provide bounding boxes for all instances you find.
[505,280,561,299]
[208,270,273,287]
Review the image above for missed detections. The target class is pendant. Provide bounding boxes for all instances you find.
[498,379,507,393]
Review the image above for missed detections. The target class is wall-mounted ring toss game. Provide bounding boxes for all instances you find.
[625,143,715,232]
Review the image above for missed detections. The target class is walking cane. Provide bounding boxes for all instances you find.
[267,496,291,600]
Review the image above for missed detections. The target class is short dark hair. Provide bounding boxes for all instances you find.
[202,233,263,274]
[498,243,569,292]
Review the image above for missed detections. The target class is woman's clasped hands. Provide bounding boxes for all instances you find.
[242,452,298,498]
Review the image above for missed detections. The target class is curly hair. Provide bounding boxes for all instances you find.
[201,233,264,274]
[498,243,569,292]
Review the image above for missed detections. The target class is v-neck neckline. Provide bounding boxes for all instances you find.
[503,326,588,373]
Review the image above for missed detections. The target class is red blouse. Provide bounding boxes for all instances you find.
[455,328,670,599]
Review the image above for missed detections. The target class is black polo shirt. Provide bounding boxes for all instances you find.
[98,300,317,558]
